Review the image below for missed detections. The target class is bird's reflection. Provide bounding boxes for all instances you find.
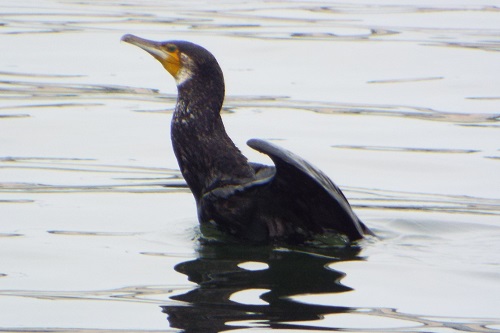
[162,241,364,332]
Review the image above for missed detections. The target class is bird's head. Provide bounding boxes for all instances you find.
[121,34,222,87]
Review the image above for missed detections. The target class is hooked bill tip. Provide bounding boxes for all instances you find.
[121,34,137,43]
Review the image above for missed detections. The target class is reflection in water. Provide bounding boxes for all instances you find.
[163,242,362,332]
[162,241,500,333]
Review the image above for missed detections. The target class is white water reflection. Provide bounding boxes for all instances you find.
[1,0,500,332]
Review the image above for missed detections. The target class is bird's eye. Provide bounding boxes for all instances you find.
[166,44,177,53]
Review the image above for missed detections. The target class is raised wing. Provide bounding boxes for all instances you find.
[247,139,371,241]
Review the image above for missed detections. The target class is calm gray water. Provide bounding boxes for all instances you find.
[1,1,499,332]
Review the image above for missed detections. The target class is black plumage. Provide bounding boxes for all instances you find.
[122,34,373,244]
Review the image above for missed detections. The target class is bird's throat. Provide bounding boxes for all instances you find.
[171,90,255,200]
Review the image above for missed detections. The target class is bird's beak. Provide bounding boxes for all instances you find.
[121,34,181,78]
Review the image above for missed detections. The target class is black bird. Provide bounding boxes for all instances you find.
[122,34,373,244]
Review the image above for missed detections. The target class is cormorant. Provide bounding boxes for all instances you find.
[122,34,373,244]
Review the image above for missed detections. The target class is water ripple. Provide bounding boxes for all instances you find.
[1,73,498,124]
[1,2,498,52]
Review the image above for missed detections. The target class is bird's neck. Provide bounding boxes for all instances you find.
[171,82,255,200]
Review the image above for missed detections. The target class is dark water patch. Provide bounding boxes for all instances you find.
[226,98,499,124]
[310,4,500,15]
[333,144,480,154]
[0,284,175,304]
[0,114,30,118]
[467,96,500,100]
[437,40,500,52]
[48,230,140,237]
[1,330,175,333]
[305,104,498,124]
[133,108,173,114]
[0,329,174,333]
[292,32,354,38]
[0,182,187,194]
[141,252,195,259]
[0,158,188,193]
[0,78,163,102]
[0,232,23,237]
[0,157,180,179]
[349,187,500,216]
[290,28,400,39]
[368,76,444,84]
[360,308,500,333]
[0,103,102,112]
[191,23,261,30]
[459,122,500,128]
[0,315,497,333]
[0,199,33,204]
[0,11,144,35]
[0,70,85,79]
[0,156,95,162]
[0,157,177,174]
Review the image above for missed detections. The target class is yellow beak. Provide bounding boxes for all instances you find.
[121,34,181,78]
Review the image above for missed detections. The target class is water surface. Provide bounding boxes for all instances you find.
[1,1,499,332]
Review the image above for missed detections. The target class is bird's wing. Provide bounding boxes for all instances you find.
[247,138,370,241]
